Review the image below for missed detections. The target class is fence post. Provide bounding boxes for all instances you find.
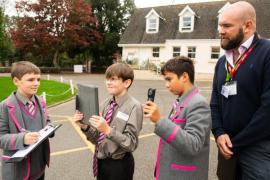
[70,80,74,95]
[47,74,50,80]
[60,76,63,83]
[156,65,161,75]
[42,92,46,103]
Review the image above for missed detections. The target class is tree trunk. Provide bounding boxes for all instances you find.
[53,50,59,68]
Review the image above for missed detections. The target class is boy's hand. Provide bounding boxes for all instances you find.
[90,115,111,135]
[73,111,89,130]
[143,101,161,123]
[24,132,40,145]
[73,110,83,123]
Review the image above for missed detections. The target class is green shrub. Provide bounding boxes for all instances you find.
[0,67,11,73]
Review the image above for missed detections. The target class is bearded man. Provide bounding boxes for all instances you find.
[210,1,270,180]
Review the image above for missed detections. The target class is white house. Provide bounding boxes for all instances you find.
[118,0,270,74]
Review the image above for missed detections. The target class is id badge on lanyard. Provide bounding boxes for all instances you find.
[221,42,257,98]
[222,62,237,98]
[221,80,237,98]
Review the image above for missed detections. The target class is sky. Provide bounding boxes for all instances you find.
[3,0,224,16]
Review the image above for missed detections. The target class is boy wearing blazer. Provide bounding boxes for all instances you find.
[0,61,51,180]
[144,56,211,180]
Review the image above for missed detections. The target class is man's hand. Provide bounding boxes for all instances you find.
[90,115,111,135]
[216,134,233,159]
[24,132,40,145]
[143,101,161,123]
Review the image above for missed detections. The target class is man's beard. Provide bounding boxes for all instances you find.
[221,28,244,50]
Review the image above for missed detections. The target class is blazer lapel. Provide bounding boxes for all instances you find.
[6,93,26,132]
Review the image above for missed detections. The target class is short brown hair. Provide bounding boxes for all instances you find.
[161,56,195,84]
[11,61,41,80]
[105,63,134,86]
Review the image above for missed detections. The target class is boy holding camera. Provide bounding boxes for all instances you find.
[74,63,143,180]
[143,56,211,180]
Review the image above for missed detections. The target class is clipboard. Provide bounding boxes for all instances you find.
[76,84,99,125]
[7,124,62,162]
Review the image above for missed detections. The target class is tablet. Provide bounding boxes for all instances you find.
[76,84,99,125]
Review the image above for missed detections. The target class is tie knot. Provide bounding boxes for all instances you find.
[111,101,117,108]
[27,101,34,106]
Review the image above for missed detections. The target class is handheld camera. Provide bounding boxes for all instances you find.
[147,88,156,102]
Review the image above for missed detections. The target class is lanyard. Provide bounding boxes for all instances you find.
[225,42,257,81]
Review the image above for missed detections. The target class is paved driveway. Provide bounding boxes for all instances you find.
[0,73,218,180]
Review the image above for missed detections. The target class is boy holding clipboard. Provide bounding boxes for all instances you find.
[0,61,54,180]
[74,63,143,180]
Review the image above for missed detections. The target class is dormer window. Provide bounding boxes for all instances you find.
[218,2,231,14]
[217,2,231,30]
[145,9,160,33]
[148,18,158,32]
[179,5,196,33]
[182,17,192,31]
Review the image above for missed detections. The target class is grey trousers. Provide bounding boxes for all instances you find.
[217,140,270,180]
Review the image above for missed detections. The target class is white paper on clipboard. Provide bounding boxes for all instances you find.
[10,124,62,160]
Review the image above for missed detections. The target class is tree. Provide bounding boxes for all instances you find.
[11,0,101,67]
[87,0,135,67]
[0,7,14,64]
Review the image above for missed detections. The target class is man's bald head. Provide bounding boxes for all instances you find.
[222,1,256,30]
[218,1,257,50]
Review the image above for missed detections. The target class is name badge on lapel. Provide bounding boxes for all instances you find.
[116,111,129,121]
[221,81,237,98]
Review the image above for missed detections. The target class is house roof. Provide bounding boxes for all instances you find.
[119,0,270,44]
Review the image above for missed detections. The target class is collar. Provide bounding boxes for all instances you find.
[111,92,130,107]
[15,91,36,105]
[177,86,197,107]
[225,34,255,67]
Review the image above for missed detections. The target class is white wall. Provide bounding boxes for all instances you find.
[121,39,224,73]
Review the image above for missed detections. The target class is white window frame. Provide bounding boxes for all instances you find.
[173,47,181,57]
[179,5,195,33]
[145,9,160,34]
[152,47,160,58]
[147,18,158,33]
[211,47,220,59]
[127,52,135,60]
[182,16,192,30]
[187,46,196,59]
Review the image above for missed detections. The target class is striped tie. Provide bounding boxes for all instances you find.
[172,99,178,109]
[93,101,117,177]
[27,101,35,116]
[170,99,179,120]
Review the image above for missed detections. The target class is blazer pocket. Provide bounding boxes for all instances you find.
[173,119,186,128]
[170,163,197,171]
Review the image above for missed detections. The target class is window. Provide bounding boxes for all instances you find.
[182,17,192,31]
[211,47,220,59]
[127,52,135,60]
[173,47,181,57]
[178,6,195,32]
[188,47,196,59]
[145,9,160,33]
[148,18,158,32]
[153,47,160,58]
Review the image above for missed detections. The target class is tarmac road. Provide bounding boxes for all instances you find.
[0,72,218,180]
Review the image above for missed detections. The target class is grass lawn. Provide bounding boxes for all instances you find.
[0,76,74,106]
